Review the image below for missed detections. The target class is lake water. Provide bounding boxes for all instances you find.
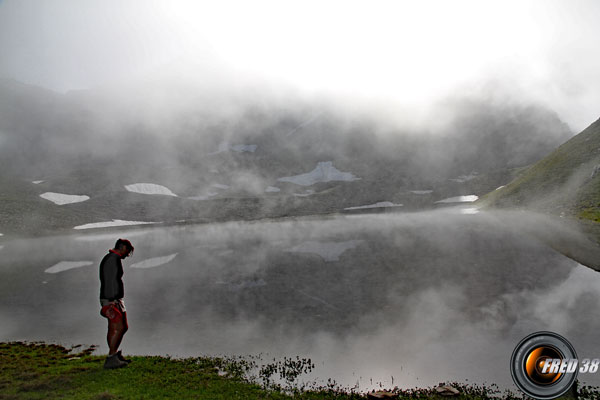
[1,209,599,392]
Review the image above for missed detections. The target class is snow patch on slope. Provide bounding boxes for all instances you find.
[40,192,90,205]
[278,161,360,186]
[124,183,178,197]
[74,220,157,230]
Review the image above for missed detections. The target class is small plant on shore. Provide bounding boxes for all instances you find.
[259,356,315,391]
[579,384,600,400]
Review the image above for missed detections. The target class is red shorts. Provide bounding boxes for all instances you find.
[100,302,124,323]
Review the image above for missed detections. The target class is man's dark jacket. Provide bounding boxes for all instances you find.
[99,251,124,300]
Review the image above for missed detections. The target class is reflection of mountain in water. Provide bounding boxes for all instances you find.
[0,210,598,389]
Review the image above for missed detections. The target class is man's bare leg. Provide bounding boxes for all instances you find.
[107,319,126,355]
[104,316,128,369]
[113,312,128,352]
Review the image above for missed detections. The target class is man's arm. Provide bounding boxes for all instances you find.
[102,257,120,300]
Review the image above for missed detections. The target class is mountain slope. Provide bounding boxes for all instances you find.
[0,79,574,236]
[480,117,600,222]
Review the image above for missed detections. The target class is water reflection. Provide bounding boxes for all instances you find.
[0,209,598,391]
[435,195,479,203]
[285,240,364,262]
[44,261,93,274]
[130,253,178,269]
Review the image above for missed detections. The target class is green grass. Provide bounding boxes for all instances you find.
[0,342,343,400]
[578,208,600,222]
[0,342,539,400]
[479,118,600,228]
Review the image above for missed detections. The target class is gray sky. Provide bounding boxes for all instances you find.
[1,0,599,131]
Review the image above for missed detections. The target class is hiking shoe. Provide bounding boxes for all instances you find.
[104,353,127,369]
[117,350,132,364]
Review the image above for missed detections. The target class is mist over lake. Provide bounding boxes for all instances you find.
[2,209,599,391]
[2,3,600,396]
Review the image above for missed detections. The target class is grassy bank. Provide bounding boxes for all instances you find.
[0,342,539,400]
[0,342,348,400]
[479,118,600,227]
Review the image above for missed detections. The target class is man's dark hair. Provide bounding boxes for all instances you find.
[114,238,134,253]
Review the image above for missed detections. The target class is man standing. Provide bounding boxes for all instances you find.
[99,238,134,369]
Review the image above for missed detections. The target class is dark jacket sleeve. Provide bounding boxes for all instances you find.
[102,256,120,300]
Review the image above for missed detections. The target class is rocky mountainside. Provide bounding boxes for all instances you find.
[0,78,573,236]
